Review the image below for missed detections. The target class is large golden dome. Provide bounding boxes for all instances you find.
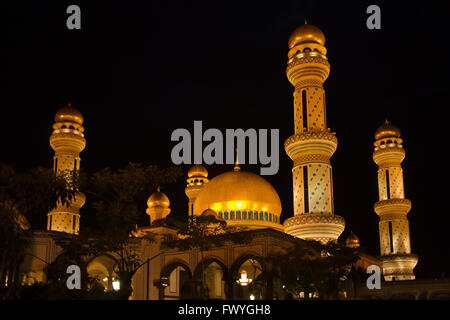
[374,120,401,140]
[193,169,282,217]
[288,23,325,49]
[54,103,84,125]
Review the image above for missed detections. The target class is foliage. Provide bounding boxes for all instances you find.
[77,162,183,299]
[0,162,78,300]
[269,239,359,300]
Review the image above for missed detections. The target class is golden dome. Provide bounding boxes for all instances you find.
[193,169,282,216]
[345,231,360,248]
[288,22,326,49]
[54,103,84,125]
[188,164,208,178]
[374,120,401,140]
[147,186,170,208]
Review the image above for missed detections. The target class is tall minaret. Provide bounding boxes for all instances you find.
[373,120,417,281]
[283,22,345,243]
[47,103,86,234]
[185,164,209,216]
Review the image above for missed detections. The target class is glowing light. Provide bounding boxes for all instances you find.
[112,279,120,291]
[225,201,247,211]
[212,202,222,211]
[236,270,252,286]
[103,277,108,282]
[250,294,255,300]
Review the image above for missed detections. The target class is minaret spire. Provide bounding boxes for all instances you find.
[234,148,240,171]
[373,121,417,281]
[47,103,86,235]
[283,23,344,243]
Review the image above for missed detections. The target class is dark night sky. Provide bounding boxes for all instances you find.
[3,1,450,279]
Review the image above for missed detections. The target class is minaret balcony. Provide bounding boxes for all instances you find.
[286,55,330,84]
[285,131,337,161]
[284,213,345,243]
[381,253,418,281]
[373,145,405,166]
[374,198,411,219]
[50,133,86,153]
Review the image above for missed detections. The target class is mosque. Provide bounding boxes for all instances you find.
[18,22,450,300]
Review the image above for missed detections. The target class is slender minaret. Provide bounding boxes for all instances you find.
[185,164,209,216]
[373,120,417,281]
[283,22,345,243]
[47,103,86,234]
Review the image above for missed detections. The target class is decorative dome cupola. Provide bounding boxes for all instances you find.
[287,20,327,60]
[146,186,171,224]
[345,231,360,248]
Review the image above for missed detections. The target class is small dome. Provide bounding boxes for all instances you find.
[201,208,219,218]
[188,164,208,178]
[288,22,326,49]
[345,231,360,248]
[147,186,170,208]
[54,103,84,125]
[374,120,401,140]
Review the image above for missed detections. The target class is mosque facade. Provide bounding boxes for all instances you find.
[17,22,450,300]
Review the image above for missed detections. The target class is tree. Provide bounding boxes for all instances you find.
[79,162,183,300]
[269,239,359,300]
[0,162,79,299]
[163,214,251,299]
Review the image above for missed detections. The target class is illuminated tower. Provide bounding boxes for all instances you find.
[47,103,86,234]
[185,164,209,216]
[283,22,345,242]
[146,186,171,224]
[373,120,417,281]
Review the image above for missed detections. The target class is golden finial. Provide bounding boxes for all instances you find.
[234,148,240,171]
[157,185,160,192]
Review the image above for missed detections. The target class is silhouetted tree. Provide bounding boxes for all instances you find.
[79,162,182,299]
[268,239,359,300]
[0,162,79,299]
